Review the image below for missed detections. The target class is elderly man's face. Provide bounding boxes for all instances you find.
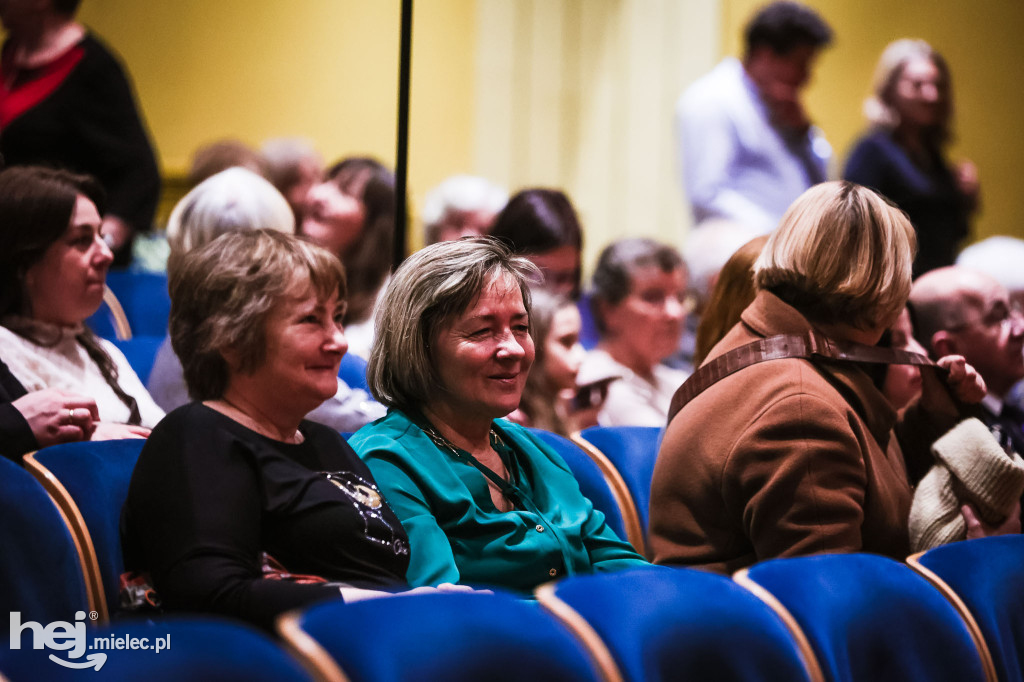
[945,279,1024,397]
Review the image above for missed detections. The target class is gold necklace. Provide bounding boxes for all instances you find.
[216,398,304,444]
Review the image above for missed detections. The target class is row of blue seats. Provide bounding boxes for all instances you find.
[4,436,1024,681]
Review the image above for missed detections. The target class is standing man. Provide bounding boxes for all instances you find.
[676,1,833,234]
[910,266,1024,456]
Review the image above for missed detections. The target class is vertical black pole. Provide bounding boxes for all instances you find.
[393,0,413,270]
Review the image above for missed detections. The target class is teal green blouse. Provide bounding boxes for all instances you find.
[350,409,648,591]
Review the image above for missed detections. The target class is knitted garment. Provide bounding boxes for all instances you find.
[909,417,1024,552]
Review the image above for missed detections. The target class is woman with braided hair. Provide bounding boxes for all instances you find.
[0,166,162,438]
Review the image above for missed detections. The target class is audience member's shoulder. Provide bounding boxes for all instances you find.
[349,409,419,451]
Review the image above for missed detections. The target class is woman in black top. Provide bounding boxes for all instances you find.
[0,0,160,265]
[122,230,423,630]
[844,39,978,277]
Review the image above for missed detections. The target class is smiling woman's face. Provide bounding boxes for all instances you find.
[25,193,113,326]
[429,274,536,426]
[233,276,348,414]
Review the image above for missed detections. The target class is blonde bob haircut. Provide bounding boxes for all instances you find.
[368,237,539,411]
[169,229,346,401]
[754,181,916,331]
[166,167,295,276]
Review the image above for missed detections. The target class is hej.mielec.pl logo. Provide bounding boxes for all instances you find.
[9,611,170,671]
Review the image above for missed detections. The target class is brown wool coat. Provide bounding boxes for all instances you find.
[648,291,952,574]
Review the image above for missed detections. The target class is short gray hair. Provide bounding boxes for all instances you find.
[368,237,539,410]
[421,175,508,244]
[166,167,294,275]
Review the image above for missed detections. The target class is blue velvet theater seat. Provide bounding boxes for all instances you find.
[735,553,989,682]
[23,439,145,623]
[537,567,813,682]
[910,536,1024,682]
[0,456,90,629]
[279,590,603,682]
[575,426,663,550]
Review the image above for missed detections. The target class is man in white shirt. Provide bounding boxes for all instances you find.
[676,1,833,234]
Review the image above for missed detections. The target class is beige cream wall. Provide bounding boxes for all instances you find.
[724,0,1024,244]
[72,0,477,246]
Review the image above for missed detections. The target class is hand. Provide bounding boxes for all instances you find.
[11,389,99,447]
[91,422,151,440]
[962,501,1020,539]
[954,160,980,209]
[935,355,986,404]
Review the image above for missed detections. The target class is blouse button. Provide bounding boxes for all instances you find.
[548,568,558,577]
[535,524,545,532]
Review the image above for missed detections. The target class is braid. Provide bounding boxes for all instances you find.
[76,330,142,425]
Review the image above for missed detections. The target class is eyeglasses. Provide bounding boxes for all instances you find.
[949,301,1024,333]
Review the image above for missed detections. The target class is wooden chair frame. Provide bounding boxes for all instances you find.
[534,582,626,682]
[906,551,999,682]
[23,451,109,623]
[568,431,646,555]
[101,285,133,341]
[732,568,826,682]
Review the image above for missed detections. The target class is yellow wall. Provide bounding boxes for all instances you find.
[724,0,1024,242]
[71,0,476,239]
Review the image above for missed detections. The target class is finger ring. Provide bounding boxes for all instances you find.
[68,408,76,421]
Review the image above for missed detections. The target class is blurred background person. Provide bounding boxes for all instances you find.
[0,0,160,266]
[910,266,1024,456]
[579,238,689,427]
[676,1,833,234]
[261,136,323,226]
[353,238,647,591]
[421,174,507,245]
[489,188,584,299]
[0,166,161,433]
[508,289,598,436]
[147,166,384,433]
[844,39,978,277]
[693,235,769,367]
[123,230,415,631]
[185,138,268,189]
[958,236,1024,414]
[301,156,396,359]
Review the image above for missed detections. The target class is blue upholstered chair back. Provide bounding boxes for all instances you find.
[0,617,312,681]
[279,591,603,682]
[105,270,171,338]
[578,426,663,539]
[577,294,601,350]
[912,536,1024,682]
[111,335,164,385]
[736,553,988,682]
[24,439,145,621]
[538,567,813,682]
[339,352,370,392]
[0,457,90,630]
[528,428,631,546]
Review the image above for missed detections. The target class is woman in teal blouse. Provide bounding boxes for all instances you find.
[350,238,647,591]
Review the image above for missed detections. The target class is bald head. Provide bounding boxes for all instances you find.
[910,266,1024,396]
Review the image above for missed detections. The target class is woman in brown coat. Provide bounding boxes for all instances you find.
[648,181,988,573]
